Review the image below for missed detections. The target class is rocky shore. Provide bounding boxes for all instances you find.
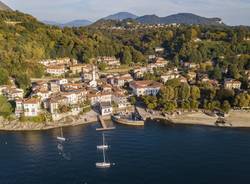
[0,110,98,131]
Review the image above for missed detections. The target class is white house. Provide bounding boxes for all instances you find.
[99,102,113,116]
[129,80,162,97]
[87,91,112,106]
[46,65,66,76]
[23,98,41,117]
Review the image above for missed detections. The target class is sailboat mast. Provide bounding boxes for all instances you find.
[61,127,63,137]
[103,145,106,162]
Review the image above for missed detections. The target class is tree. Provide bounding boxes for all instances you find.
[234,93,250,108]
[130,96,136,105]
[159,86,175,101]
[212,65,222,80]
[163,101,177,112]
[178,83,190,100]
[228,64,240,79]
[121,47,132,65]
[15,73,31,91]
[221,100,231,113]
[0,67,9,85]
[132,50,146,64]
[190,86,200,100]
[0,96,13,118]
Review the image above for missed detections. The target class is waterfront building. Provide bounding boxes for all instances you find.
[99,102,113,116]
[129,80,162,97]
[23,98,41,117]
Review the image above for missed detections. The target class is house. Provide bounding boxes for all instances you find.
[224,79,242,90]
[40,58,77,67]
[184,62,199,70]
[148,55,156,61]
[48,81,61,93]
[2,87,24,101]
[69,64,91,74]
[31,81,48,92]
[31,89,52,101]
[48,95,68,114]
[23,98,41,117]
[46,65,66,76]
[99,102,113,116]
[61,83,83,92]
[112,88,130,109]
[187,71,197,81]
[129,80,162,96]
[153,57,169,67]
[97,56,120,66]
[87,90,112,106]
[55,79,68,85]
[161,70,180,83]
[101,83,113,93]
[155,47,165,53]
[133,67,149,79]
[112,74,133,87]
[15,98,24,117]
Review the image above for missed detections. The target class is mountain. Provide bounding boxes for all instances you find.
[136,13,224,26]
[42,20,61,26]
[103,12,138,21]
[43,19,92,27]
[0,1,12,11]
[63,19,92,27]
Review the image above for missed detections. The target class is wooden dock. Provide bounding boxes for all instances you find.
[96,115,116,131]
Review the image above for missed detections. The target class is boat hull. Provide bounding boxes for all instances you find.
[112,116,144,126]
[96,162,111,168]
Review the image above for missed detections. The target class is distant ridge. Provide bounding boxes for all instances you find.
[136,13,224,26]
[103,12,138,21]
[43,19,92,27]
[0,1,12,11]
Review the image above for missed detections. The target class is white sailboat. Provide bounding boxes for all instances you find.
[96,133,111,168]
[57,127,66,141]
[97,133,108,150]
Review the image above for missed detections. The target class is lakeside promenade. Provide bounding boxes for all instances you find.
[136,106,250,128]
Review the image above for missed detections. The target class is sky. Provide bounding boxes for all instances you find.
[2,0,250,25]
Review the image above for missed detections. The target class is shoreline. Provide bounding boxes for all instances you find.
[1,108,250,131]
[136,106,250,129]
[0,110,99,132]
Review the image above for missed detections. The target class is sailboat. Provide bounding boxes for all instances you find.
[57,127,66,141]
[97,133,108,150]
[96,133,111,168]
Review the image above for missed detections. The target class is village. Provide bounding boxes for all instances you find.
[0,45,248,129]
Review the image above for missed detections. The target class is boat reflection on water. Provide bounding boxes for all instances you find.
[57,129,71,161]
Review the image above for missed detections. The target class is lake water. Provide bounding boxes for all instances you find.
[1,121,250,184]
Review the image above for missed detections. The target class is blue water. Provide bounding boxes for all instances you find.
[1,121,250,184]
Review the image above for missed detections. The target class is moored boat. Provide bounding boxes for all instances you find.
[112,113,144,126]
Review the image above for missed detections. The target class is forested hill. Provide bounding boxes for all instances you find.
[0,1,12,11]
[0,10,249,92]
[0,11,126,89]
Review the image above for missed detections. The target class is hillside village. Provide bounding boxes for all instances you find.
[0,44,248,124]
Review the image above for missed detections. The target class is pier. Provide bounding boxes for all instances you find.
[96,115,116,131]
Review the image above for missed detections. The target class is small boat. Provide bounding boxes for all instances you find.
[97,133,108,150]
[57,127,66,141]
[96,133,112,169]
